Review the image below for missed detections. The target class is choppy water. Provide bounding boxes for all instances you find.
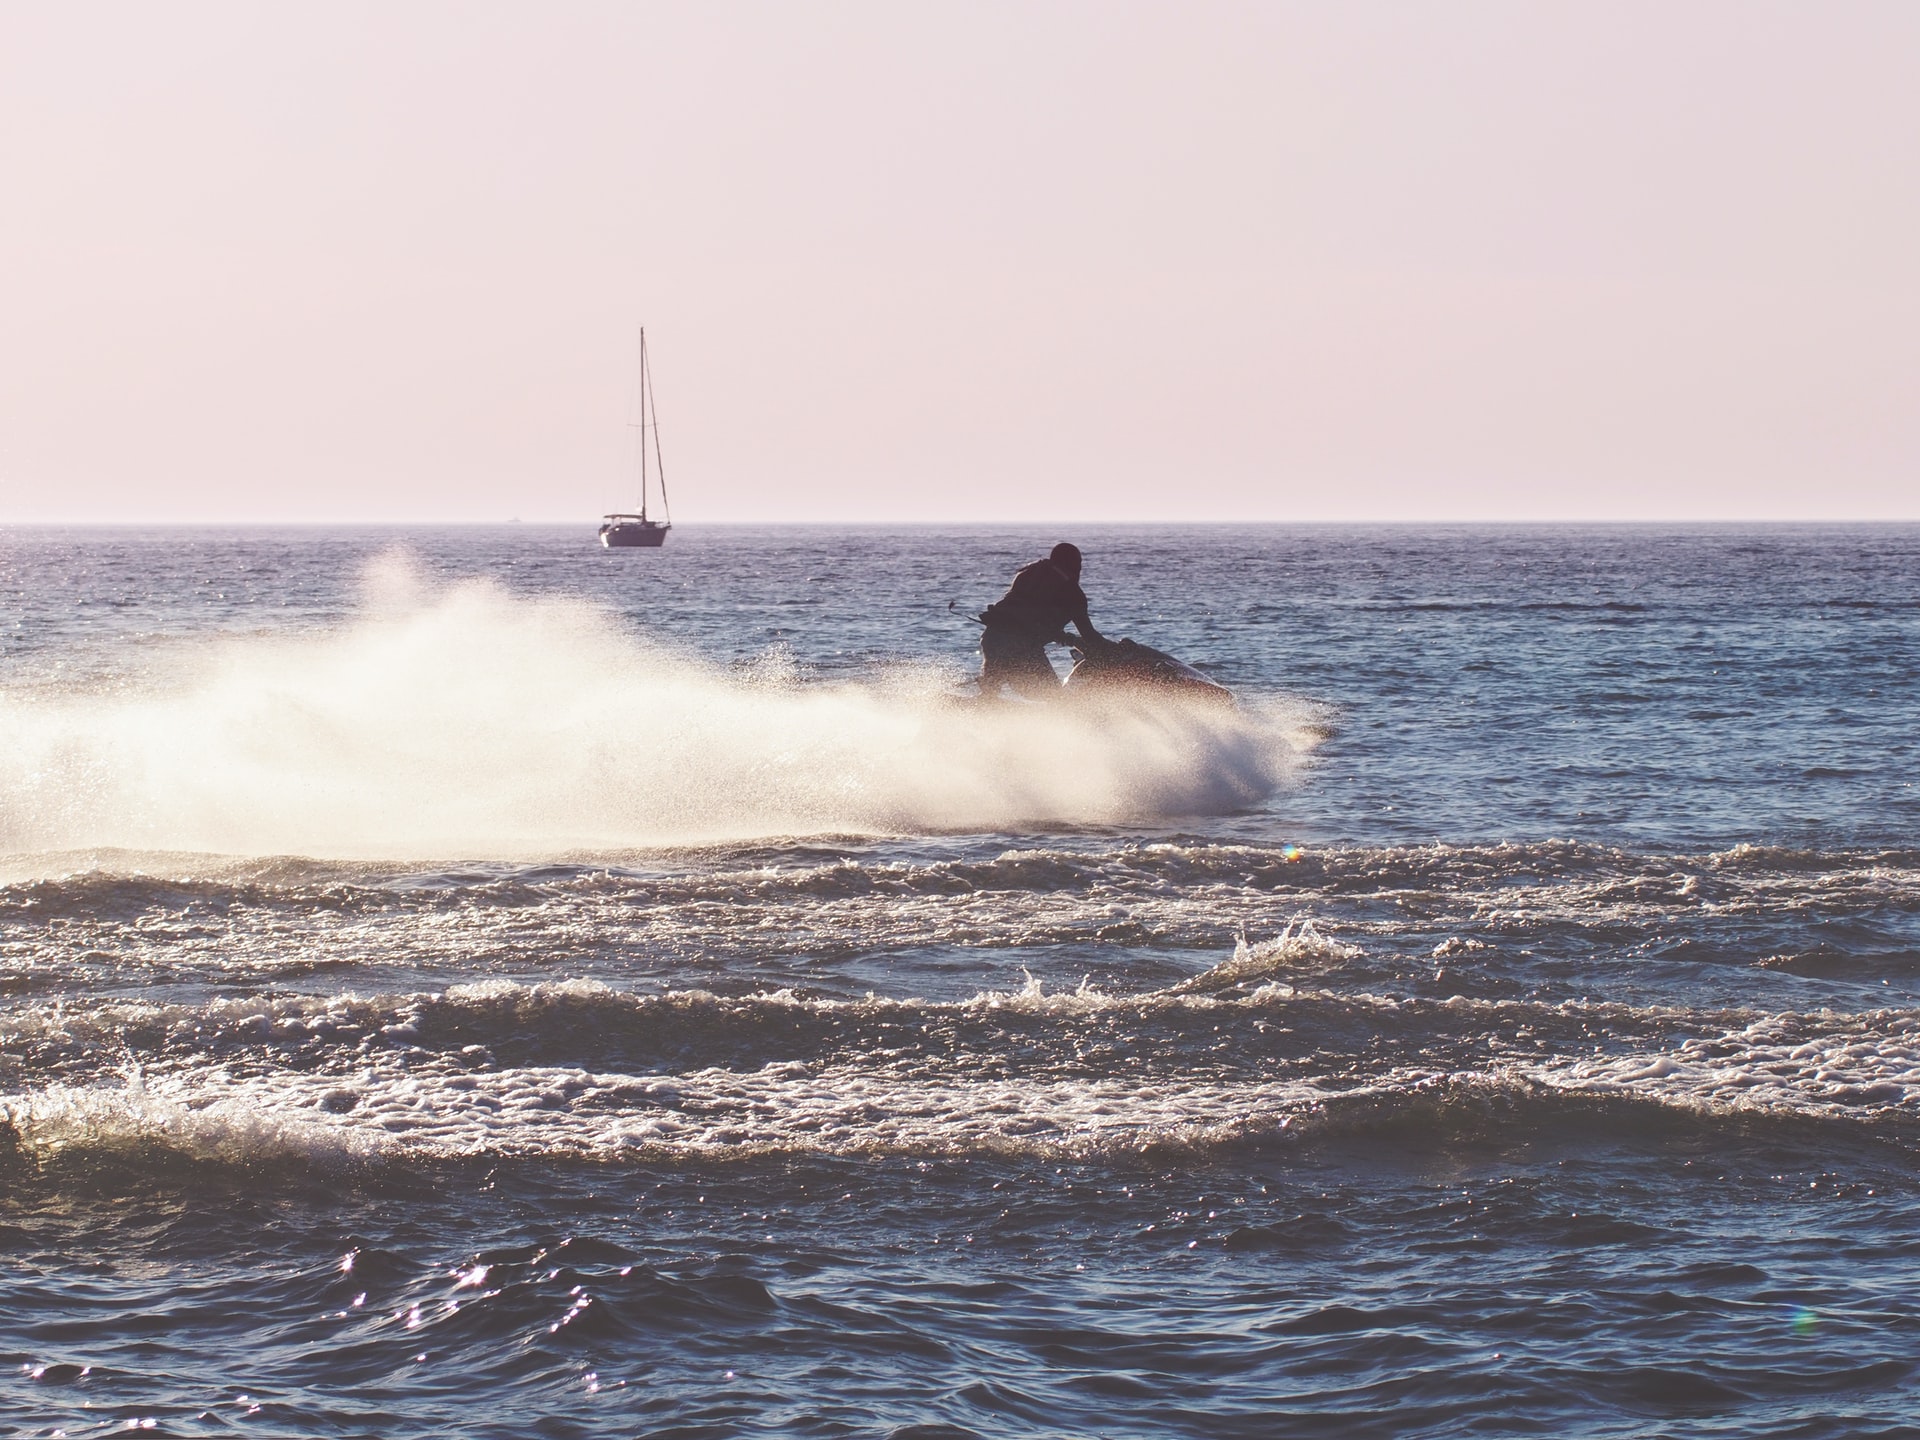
[4,524,1919,1438]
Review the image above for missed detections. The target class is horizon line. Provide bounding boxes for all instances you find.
[5,516,1920,529]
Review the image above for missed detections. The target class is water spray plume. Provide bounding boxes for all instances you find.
[0,559,1298,869]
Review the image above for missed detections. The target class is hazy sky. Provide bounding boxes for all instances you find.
[3,1,1916,523]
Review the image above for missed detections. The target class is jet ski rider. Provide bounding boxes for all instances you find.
[978,542,1104,699]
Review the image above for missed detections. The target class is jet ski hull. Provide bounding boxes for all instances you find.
[1063,637,1233,707]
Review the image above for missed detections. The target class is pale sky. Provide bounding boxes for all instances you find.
[2,1,1916,523]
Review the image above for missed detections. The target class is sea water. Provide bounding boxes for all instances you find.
[3,523,1919,1438]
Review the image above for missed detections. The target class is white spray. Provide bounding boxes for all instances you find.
[0,559,1301,867]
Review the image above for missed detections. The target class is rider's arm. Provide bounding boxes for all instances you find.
[1070,594,1101,643]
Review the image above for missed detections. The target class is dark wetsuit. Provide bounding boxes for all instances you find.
[979,558,1096,699]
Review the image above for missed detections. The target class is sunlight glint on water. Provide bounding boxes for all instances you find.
[3,523,1919,1440]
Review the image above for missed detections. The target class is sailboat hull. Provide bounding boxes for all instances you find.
[599,518,670,548]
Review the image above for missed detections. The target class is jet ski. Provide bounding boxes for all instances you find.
[1062,635,1234,708]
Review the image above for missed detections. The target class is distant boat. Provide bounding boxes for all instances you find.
[599,327,672,548]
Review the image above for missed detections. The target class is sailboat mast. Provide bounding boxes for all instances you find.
[637,327,648,522]
[643,331,669,524]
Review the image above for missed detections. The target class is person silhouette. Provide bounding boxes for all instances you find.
[977,542,1104,699]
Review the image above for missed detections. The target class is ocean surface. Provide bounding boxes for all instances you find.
[4,523,1919,1438]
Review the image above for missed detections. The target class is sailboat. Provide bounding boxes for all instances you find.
[598,327,672,548]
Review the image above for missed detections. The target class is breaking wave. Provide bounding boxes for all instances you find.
[8,968,1918,1178]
